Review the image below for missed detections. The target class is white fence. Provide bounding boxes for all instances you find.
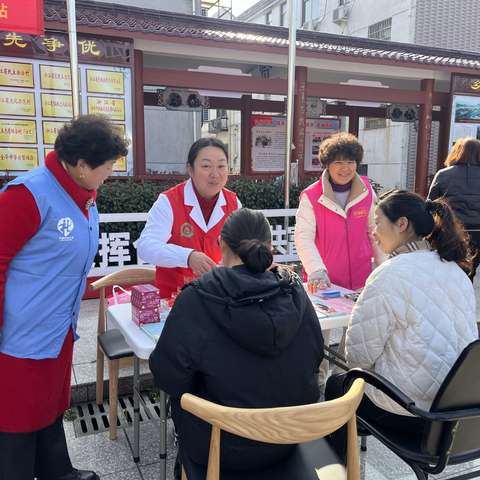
[89,209,299,277]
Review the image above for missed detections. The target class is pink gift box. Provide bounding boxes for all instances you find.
[132,304,159,325]
[131,284,160,310]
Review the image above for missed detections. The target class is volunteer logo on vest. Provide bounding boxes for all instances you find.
[180,222,195,238]
[352,208,368,218]
[57,217,75,241]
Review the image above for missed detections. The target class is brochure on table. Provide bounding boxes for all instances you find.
[138,304,171,342]
[140,321,165,343]
[306,284,356,318]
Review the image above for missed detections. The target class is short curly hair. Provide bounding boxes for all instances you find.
[318,132,363,167]
[54,114,129,169]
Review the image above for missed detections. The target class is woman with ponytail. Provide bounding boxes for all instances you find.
[149,208,324,475]
[325,190,477,459]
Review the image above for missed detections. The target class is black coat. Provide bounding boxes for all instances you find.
[149,265,324,471]
[428,164,480,228]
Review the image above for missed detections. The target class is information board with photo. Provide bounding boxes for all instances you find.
[304,118,341,171]
[449,94,480,147]
[0,56,133,175]
[251,115,286,172]
[251,115,341,173]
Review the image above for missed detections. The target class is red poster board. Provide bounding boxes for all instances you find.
[0,0,44,36]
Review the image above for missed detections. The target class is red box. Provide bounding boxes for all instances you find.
[131,284,160,310]
[132,304,159,325]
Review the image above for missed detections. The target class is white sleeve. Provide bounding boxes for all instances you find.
[237,197,242,209]
[294,194,326,276]
[136,194,193,268]
[346,279,393,369]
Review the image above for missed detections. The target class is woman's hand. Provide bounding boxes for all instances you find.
[307,269,331,293]
[188,251,216,276]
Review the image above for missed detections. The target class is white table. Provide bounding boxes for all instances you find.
[107,303,167,480]
[107,297,351,478]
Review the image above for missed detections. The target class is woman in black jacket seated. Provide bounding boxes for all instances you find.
[149,208,324,474]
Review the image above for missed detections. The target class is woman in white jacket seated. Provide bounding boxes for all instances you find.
[326,189,477,455]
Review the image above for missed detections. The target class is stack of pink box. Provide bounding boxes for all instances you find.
[131,284,161,325]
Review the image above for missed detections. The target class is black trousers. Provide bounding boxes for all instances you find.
[0,416,73,480]
[325,374,426,462]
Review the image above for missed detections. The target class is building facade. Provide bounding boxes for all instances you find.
[1,0,479,195]
[238,0,480,189]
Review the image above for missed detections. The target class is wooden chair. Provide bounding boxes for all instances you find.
[180,378,365,480]
[90,267,155,440]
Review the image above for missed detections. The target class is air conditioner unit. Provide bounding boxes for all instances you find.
[306,96,327,118]
[208,117,228,133]
[387,104,418,122]
[333,5,350,24]
[157,88,209,111]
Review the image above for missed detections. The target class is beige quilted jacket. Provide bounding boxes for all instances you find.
[346,250,477,415]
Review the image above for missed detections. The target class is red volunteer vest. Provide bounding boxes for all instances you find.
[155,182,238,298]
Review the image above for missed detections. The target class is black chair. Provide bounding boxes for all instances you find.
[345,339,480,480]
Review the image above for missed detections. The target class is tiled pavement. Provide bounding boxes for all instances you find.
[64,416,177,480]
[67,275,480,479]
[64,413,480,480]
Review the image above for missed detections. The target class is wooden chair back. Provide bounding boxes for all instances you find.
[181,378,365,480]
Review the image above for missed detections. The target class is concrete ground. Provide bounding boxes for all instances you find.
[64,412,480,480]
[67,274,480,479]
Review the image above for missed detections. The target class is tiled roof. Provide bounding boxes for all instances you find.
[45,0,480,71]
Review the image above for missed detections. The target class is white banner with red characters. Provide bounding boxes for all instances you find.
[89,209,298,277]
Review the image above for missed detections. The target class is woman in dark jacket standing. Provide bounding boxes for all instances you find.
[149,208,324,474]
[428,137,480,280]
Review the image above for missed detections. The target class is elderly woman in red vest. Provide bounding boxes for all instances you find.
[138,138,241,298]
[295,132,382,390]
